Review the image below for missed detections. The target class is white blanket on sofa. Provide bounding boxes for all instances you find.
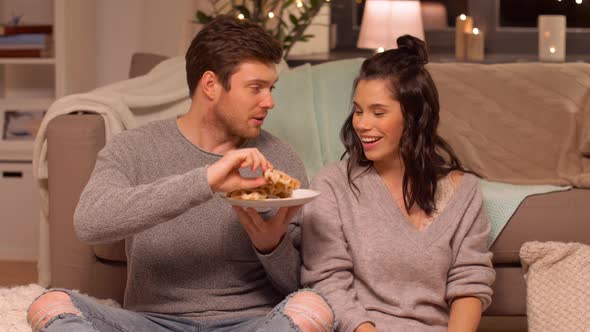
[32,56,190,286]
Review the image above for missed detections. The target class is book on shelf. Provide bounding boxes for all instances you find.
[0,33,51,52]
[0,44,45,50]
[0,33,49,45]
[0,24,52,36]
[0,48,48,58]
[0,32,53,57]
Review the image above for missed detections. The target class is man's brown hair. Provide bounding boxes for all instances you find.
[185,16,283,97]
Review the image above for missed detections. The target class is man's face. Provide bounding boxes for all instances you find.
[213,61,278,139]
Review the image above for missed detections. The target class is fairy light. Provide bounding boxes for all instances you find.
[237,13,245,20]
[268,11,275,18]
[473,27,479,35]
[296,0,303,8]
[459,14,467,21]
[377,47,385,53]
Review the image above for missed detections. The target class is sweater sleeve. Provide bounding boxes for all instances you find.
[446,186,496,311]
[301,171,374,332]
[256,223,301,294]
[74,139,214,245]
[255,146,309,294]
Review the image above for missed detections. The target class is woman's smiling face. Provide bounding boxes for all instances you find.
[352,78,404,167]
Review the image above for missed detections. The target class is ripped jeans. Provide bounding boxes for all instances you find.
[28,288,335,332]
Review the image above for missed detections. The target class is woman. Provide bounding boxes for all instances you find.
[301,35,495,332]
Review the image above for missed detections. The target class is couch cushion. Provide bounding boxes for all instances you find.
[129,52,169,78]
[270,58,364,178]
[490,189,590,264]
[486,266,527,316]
[430,63,590,188]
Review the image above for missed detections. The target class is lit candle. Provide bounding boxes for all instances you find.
[538,15,566,62]
[466,28,485,61]
[455,14,473,60]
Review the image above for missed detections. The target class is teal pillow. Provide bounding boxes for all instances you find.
[266,58,364,178]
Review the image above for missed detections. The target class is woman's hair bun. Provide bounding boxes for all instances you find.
[396,35,428,65]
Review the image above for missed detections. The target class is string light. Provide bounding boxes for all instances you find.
[459,14,467,21]
[268,11,275,18]
[296,0,303,8]
[575,0,582,4]
[549,46,556,53]
[377,47,385,53]
[237,13,245,20]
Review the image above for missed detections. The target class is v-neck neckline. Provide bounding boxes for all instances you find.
[368,167,475,248]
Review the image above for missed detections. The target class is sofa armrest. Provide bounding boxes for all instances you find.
[47,113,127,291]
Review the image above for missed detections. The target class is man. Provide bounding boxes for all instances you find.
[27,16,333,332]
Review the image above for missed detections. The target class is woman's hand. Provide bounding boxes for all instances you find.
[207,148,272,193]
[233,205,302,253]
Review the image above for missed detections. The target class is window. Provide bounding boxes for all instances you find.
[499,0,590,28]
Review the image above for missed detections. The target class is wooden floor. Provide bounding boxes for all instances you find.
[0,260,37,287]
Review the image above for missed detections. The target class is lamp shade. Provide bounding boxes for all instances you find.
[357,0,425,50]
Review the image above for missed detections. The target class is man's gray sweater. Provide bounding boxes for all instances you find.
[74,118,308,321]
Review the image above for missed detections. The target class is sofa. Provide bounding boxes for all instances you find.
[45,53,590,317]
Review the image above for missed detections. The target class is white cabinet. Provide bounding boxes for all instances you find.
[0,162,39,261]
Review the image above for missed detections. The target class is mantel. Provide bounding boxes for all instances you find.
[286,50,590,67]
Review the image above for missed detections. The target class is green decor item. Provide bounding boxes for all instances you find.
[195,0,329,58]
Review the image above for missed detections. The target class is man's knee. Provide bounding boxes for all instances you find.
[284,290,334,332]
[27,291,81,331]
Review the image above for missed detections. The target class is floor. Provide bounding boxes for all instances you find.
[0,260,37,287]
[0,261,527,331]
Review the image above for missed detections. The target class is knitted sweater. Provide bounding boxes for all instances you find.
[301,161,495,332]
[74,118,308,321]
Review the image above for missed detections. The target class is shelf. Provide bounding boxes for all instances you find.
[287,50,590,66]
[0,58,56,65]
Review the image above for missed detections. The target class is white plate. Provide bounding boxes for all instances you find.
[223,189,320,208]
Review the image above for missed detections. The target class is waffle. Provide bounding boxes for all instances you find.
[226,188,268,200]
[261,169,301,198]
[227,169,300,200]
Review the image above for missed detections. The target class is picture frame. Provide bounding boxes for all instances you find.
[0,98,51,161]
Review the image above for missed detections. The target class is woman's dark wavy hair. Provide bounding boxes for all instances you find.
[341,35,467,215]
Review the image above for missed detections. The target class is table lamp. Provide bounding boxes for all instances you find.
[357,0,425,52]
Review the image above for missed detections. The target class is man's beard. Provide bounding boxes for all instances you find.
[215,106,260,140]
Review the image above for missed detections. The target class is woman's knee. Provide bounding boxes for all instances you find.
[27,291,81,331]
[284,290,335,332]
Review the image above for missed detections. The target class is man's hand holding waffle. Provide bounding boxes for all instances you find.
[206,148,300,198]
[227,169,301,200]
[206,147,302,253]
[206,148,272,194]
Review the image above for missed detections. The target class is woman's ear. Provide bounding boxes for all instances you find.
[200,70,221,101]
